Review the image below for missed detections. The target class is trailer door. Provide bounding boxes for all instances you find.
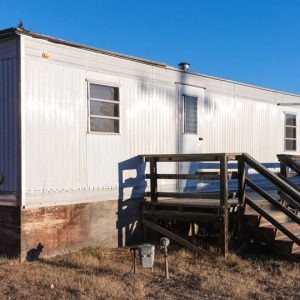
[177,84,204,188]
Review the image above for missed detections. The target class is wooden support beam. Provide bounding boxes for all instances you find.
[277,154,300,175]
[142,209,220,222]
[142,219,212,256]
[145,172,238,181]
[280,161,287,177]
[277,174,300,193]
[220,155,229,257]
[142,153,241,162]
[237,156,246,237]
[149,158,158,203]
[145,191,235,199]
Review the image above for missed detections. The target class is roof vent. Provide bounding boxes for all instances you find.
[178,62,190,71]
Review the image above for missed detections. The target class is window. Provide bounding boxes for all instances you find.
[184,95,198,134]
[88,82,120,133]
[285,113,296,151]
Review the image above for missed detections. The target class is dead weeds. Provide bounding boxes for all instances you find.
[0,247,299,299]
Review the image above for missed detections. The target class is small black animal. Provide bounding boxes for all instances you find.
[26,243,44,261]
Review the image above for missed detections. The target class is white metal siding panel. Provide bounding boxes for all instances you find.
[21,35,300,207]
[0,38,18,192]
[24,61,87,197]
[23,55,177,206]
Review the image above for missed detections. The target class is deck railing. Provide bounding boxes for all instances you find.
[142,152,300,256]
[143,153,242,256]
[240,153,300,247]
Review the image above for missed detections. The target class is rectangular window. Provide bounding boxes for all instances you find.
[184,95,198,134]
[88,83,120,133]
[285,113,296,151]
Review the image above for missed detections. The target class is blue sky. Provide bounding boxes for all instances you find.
[1,0,300,94]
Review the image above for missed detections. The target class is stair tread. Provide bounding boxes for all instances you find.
[276,232,300,241]
[260,221,300,231]
[245,209,285,216]
[292,248,300,255]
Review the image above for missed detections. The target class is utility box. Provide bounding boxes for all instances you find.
[138,243,155,268]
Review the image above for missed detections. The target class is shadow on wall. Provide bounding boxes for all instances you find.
[117,156,146,247]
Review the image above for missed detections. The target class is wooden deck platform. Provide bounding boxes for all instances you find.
[141,153,300,260]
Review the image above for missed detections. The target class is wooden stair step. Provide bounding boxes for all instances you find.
[259,221,300,240]
[244,210,291,226]
[291,248,300,257]
[244,200,278,212]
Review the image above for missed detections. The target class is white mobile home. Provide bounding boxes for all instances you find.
[0,27,299,259]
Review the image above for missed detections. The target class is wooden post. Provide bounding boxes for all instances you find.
[237,156,246,238]
[280,161,287,177]
[220,154,229,257]
[237,156,246,207]
[149,158,158,202]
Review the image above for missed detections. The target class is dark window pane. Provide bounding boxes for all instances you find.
[285,139,296,151]
[184,96,197,134]
[90,117,119,133]
[90,84,119,101]
[285,114,296,126]
[90,100,119,117]
[285,127,296,139]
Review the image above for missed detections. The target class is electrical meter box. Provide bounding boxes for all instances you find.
[138,243,155,268]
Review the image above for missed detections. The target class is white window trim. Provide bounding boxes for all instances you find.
[183,94,198,135]
[284,112,297,152]
[87,81,121,135]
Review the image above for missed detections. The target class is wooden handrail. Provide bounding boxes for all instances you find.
[143,153,240,162]
[277,154,300,175]
[245,196,300,246]
[242,153,300,203]
[245,177,300,222]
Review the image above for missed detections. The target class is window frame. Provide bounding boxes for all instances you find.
[87,80,121,135]
[183,94,198,135]
[284,112,297,152]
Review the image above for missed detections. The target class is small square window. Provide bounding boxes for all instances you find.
[88,83,120,134]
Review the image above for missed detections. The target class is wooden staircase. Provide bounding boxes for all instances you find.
[141,152,300,260]
[243,200,300,260]
[241,154,300,260]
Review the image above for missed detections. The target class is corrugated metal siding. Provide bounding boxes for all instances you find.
[23,58,177,206]
[22,35,300,207]
[0,39,18,192]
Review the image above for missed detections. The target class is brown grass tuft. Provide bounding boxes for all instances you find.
[0,247,299,299]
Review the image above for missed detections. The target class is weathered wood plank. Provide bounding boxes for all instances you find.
[245,196,300,246]
[142,153,241,162]
[142,209,220,222]
[145,172,238,180]
[243,153,300,202]
[245,178,300,223]
[145,191,235,199]
[277,174,300,193]
[220,155,229,257]
[142,219,211,256]
[144,198,238,209]
[149,158,158,203]
[237,157,246,238]
[277,154,300,175]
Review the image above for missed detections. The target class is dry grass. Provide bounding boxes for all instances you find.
[0,247,300,299]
